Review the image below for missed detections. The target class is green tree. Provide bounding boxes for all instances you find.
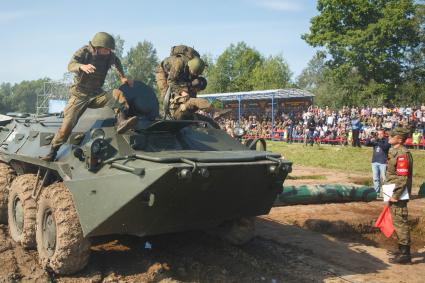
[198,53,215,95]
[205,42,262,93]
[297,52,389,107]
[124,40,159,89]
[2,79,49,113]
[296,51,326,91]
[251,55,292,90]
[104,34,125,91]
[200,53,214,79]
[303,0,419,104]
[400,2,425,104]
[0,83,13,113]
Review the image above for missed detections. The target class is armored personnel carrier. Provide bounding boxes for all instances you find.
[0,81,291,274]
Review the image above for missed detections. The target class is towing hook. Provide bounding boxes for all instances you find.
[178,168,192,180]
[180,158,198,173]
[266,155,284,175]
[198,167,210,178]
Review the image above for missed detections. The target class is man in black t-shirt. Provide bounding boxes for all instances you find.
[366,129,391,197]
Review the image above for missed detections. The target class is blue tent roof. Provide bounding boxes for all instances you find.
[200,88,314,101]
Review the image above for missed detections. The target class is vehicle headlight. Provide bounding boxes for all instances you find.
[91,128,106,140]
[84,138,106,172]
[91,139,103,154]
[233,127,245,138]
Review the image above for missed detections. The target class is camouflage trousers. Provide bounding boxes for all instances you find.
[51,87,129,148]
[171,97,211,120]
[155,65,168,101]
[390,201,411,246]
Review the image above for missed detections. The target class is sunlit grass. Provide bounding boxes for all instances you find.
[287,175,327,180]
[267,141,425,191]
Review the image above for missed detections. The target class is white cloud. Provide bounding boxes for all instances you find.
[254,0,304,12]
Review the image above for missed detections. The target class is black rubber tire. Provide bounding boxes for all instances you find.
[217,217,256,246]
[36,182,90,275]
[7,174,37,248]
[249,138,267,151]
[0,162,16,224]
[244,138,254,148]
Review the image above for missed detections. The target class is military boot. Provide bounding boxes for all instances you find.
[116,111,138,134]
[387,244,402,256]
[40,146,59,162]
[389,245,411,264]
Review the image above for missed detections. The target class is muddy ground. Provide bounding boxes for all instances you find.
[0,166,424,283]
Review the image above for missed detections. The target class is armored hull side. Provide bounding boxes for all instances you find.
[0,110,291,238]
[65,156,289,237]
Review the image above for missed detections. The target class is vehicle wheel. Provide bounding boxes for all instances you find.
[7,174,37,248]
[0,162,16,223]
[216,217,256,246]
[36,182,90,275]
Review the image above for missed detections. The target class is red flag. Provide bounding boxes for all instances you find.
[374,206,395,238]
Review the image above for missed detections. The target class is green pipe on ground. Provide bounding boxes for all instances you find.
[419,182,425,197]
[275,184,377,206]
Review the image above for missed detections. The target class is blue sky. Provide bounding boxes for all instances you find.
[0,0,318,84]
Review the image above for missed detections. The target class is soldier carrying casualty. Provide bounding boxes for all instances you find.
[155,45,229,120]
[41,32,137,162]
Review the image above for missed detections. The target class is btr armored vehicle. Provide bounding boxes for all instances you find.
[0,81,291,274]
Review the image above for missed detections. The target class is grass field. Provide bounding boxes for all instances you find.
[267,141,425,190]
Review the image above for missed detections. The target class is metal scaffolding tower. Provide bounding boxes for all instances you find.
[37,81,70,115]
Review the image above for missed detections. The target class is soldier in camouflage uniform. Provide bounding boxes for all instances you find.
[156,53,227,120]
[42,32,137,161]
[386,127,414,264]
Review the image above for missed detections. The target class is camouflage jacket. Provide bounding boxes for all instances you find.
[68,45,125,95]
[386,146,413,200]
[161,55,194,97]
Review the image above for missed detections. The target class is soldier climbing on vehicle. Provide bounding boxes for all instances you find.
[41,32,138,161]
[155,45,229,120]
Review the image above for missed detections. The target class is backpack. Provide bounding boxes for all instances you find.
[170,45,200,60]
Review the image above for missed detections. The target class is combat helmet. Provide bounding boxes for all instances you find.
[187,57,205,76]
[90,32,115,50]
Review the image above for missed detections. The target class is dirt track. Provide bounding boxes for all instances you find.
[1,166,424,283]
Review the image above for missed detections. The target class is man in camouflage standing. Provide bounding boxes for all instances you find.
[156,46,226,120]
[386,127,414,264]
[42,32,137,161]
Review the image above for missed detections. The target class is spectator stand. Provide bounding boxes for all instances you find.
[201,89,315,140]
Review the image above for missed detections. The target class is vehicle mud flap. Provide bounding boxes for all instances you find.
[0,162,16,223]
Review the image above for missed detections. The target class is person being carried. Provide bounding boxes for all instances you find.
[42,32,137,161]
[386,127,414,264]
[155,45,228,120]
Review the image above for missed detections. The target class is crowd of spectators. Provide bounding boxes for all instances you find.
[216,105,425,148]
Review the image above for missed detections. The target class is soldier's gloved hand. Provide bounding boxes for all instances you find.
[80,64,96,74]
[180,91,190,97]
[121,77,134,87]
